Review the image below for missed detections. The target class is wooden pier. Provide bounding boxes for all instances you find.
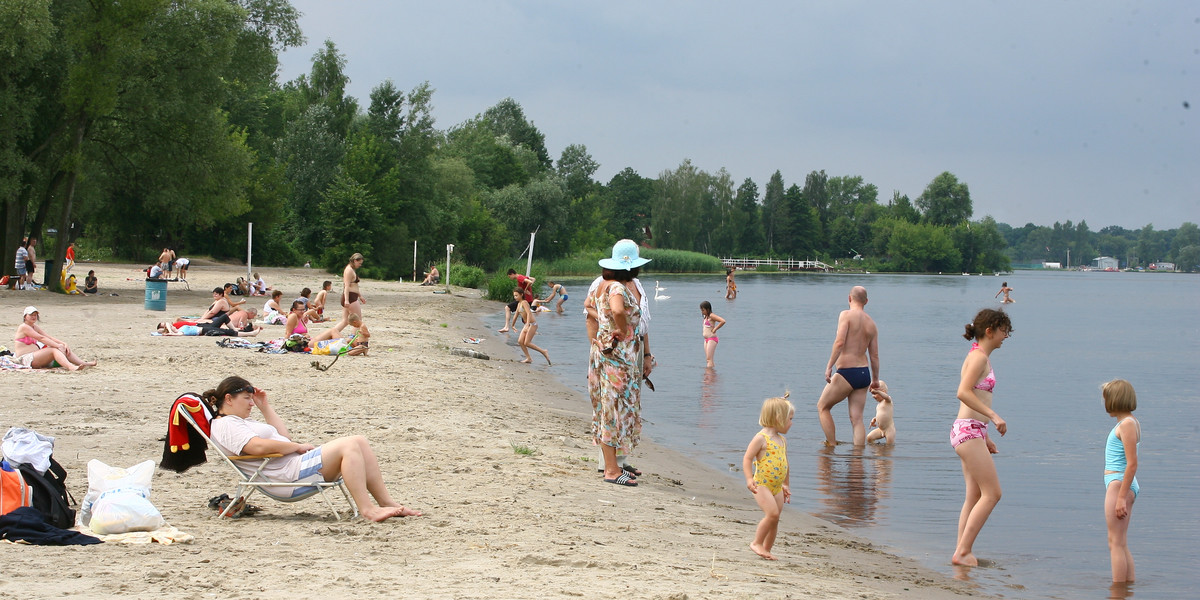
[720,258,834,272]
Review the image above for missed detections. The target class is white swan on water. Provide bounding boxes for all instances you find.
[654,281,670,300]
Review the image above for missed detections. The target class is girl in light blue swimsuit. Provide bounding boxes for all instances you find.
[1102,379,1140,584]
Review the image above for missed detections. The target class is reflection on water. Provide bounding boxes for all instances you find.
[1107,582,1135,600]
[812,445,893,528]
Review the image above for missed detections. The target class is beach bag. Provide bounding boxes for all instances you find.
[283,334,308,352]
[0,460,33,515]
[3,427,56,474]
[81,459,163,534]
[15,457,75,529]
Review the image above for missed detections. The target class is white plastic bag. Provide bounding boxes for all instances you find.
[1,428,55,474]
[80,459,164,533]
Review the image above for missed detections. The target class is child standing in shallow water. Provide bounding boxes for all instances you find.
[742,392,793,560]
[1102,379,1140,583]
[699,301,725,368]
[866,380,895,444]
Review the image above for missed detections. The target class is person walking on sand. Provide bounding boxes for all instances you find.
[951,308,1012,567]
[699,301,725,368]
[743,392,793,560]
[995,281,1014,303]
[1101,379,1140,584]
[726,268,737,299]
[513,290,550,365]
[337,253,366,331]
[816,286,880,446]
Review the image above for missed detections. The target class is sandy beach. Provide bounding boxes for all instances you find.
[1,262,984,599]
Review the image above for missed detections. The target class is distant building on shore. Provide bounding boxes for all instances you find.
[1042,261,1062,269]
[1091,256,1119,270]
[1150,262,1176,272]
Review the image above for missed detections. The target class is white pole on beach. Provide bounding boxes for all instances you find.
[413,240,417,282]
[525,231,535,276]
[247,222,253,281]
[446,244,454,291]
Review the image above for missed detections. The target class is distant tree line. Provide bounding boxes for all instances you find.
[999,221,1199,271]
[4,2,1195,292]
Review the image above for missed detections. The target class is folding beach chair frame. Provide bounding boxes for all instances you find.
[175,403,358,520]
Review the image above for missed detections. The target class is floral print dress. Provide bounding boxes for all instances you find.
[588,280,644,454]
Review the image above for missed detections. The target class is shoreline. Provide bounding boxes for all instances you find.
[1,262,984,598]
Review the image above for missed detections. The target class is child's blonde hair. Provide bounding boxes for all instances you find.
[759,391,794,429]
[1102,379,1137,413]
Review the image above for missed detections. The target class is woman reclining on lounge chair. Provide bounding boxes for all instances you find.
[203,376,420,522]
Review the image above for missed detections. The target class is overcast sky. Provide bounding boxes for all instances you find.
[276,1,1197,230]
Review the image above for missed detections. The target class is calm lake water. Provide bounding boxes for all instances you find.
[492,270,1200,599]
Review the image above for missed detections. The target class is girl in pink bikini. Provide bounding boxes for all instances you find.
[951,308,1012,567]
[699,301,725,368]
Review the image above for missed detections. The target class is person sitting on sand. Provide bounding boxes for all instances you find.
[285,300,311,340]
[251,272,271,296]
[309,281,332,322]
[13,306,97,371]
[83,270,99,294]
[262,290,287,325]
[420,265,440,286]
[204,375,421,522]
[200,288,233,320]
[866,381,896,444]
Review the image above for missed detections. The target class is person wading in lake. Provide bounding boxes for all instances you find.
[815,286,880,446]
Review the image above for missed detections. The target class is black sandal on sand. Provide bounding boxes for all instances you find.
[621,464,642,477]
[604,473,638,487]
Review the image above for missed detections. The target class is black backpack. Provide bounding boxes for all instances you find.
[16,457,76,529]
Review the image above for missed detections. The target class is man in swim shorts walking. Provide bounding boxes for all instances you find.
[816,285,880,446]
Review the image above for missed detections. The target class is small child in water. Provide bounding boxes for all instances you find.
[1102,379,1140,583]
[866,380,896,444]
[742,392,793,560]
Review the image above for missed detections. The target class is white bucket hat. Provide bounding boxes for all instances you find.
[598,239,651,270]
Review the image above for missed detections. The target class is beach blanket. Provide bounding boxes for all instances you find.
[0,356,32,371]
[76,523,193,545]
[214,338,287,353]
[462,337,483,344]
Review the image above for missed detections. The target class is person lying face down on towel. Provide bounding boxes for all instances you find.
[204,376,421,522]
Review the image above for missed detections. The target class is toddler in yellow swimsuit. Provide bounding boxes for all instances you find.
[742,391,794,560]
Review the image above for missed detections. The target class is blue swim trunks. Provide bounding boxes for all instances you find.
[836,367,871,390]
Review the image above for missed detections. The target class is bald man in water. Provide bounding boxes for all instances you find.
[816,285,880,446]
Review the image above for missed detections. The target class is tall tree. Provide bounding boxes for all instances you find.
[916,171,972,226]
[733,177,763,254]
[761,170,786,254]
[604,167,653,243]
[482,98,551,171]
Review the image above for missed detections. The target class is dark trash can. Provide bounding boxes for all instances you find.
[42,259,54,286]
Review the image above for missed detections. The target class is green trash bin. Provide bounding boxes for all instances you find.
[145,278,167,311]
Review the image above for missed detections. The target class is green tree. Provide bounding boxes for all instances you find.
[1169,222,1199,263]
[317,173,381,271]
[482,98,551,171]
[886,191,920,224]
[886,221,961,272]
[603,167,653,243]
[916,171,972,226]
[557,143,599,201]
[761,171,786,254]
[652,160,705,252]
[733,177,763,254]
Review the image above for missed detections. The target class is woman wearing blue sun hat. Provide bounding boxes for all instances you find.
[585,240,655,487]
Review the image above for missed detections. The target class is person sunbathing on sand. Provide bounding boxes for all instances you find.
[12,306,97,371]
[205,375,421,522]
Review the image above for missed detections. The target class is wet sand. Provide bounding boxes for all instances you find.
[0,262,986,598]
